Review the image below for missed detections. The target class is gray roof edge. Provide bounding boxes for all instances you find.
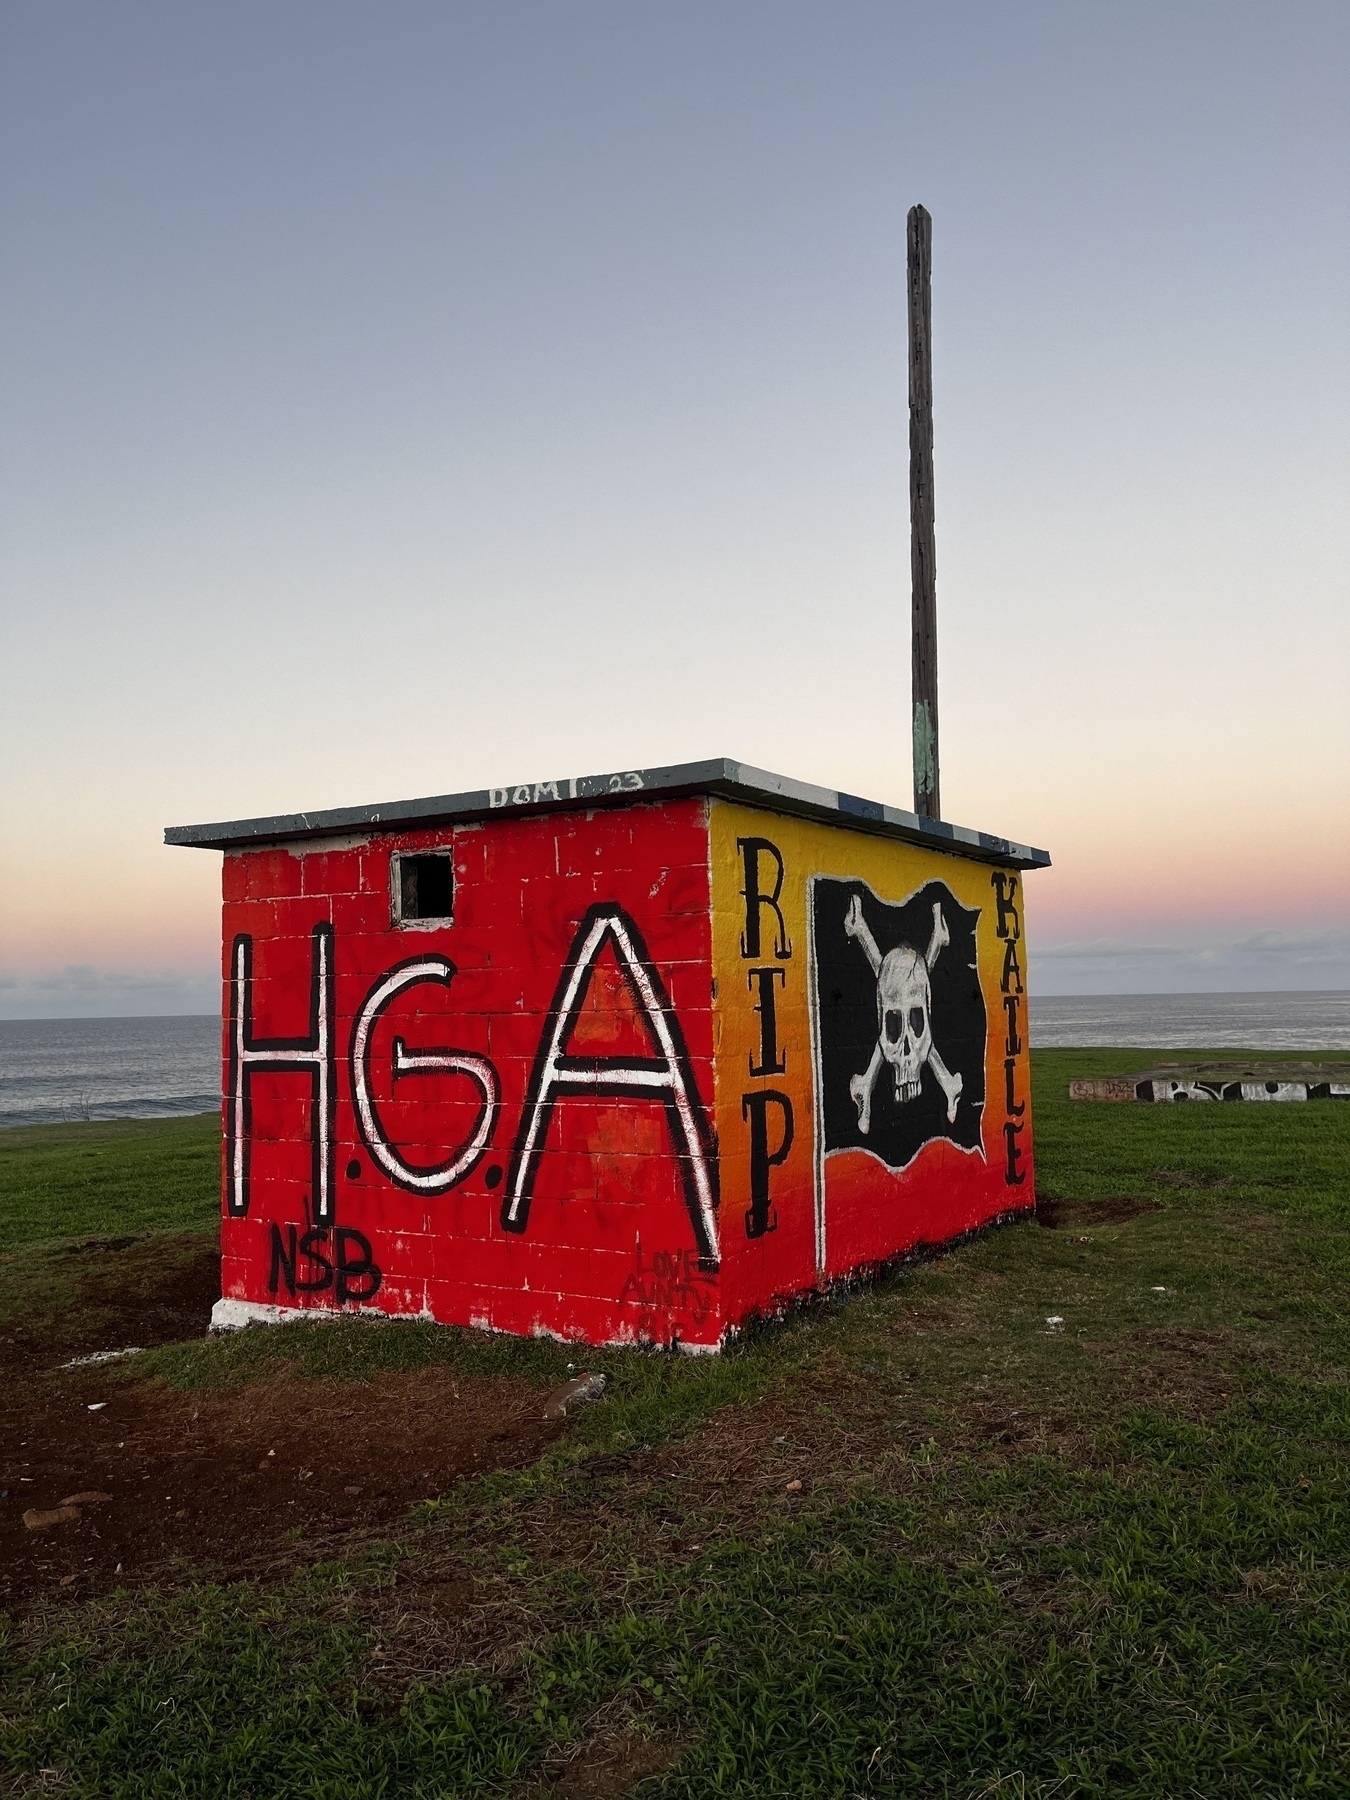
[165,757,1050,870]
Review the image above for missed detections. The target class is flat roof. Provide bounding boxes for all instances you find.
[165,758,1050,870]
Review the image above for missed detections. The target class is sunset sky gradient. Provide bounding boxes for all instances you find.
[2,1,1346,1016]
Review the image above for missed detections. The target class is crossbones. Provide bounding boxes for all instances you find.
[844,894,963,1132]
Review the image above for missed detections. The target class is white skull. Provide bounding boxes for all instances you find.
[876,945,932,1102]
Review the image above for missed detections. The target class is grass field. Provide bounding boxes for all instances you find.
[2,1049,1348,1798]
[0,1114,220,1253]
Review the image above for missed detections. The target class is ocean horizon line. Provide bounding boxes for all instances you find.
[2,985,1348,1028]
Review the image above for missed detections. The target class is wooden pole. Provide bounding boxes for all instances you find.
[907,202,940,820]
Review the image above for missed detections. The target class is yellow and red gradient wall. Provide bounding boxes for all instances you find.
[217,794,1034,1349]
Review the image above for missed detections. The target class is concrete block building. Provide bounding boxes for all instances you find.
[167,760,1048,1349]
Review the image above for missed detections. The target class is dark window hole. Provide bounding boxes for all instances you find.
[399,854,453,922]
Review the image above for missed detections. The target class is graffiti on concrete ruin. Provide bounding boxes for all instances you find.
[1141,1078,1345,1104]
[1070,1063,1350,1105]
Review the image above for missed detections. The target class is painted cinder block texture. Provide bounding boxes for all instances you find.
[209,783,1038,1349]
[707,802,1033,1327]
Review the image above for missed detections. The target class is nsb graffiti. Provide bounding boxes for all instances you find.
[227,902,720,1294]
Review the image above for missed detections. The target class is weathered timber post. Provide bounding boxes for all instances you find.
[907,203,940,820]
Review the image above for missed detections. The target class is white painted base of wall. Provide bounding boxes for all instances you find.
[208,1293,724,1352]
[210,1297,350,1332]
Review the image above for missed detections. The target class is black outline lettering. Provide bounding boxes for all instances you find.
[741,1089,794,1239]
[747,965,787,1076]
[268,1222,298,1295]
[227,923,335,1223]
[350,954,499,1194]
[1003,1120,1026,1185]
[737,838,792,960]
[501,904,719,1270]
[296,1227,334,1292]
[335,1227,382,1303]
[991,872,1021,941]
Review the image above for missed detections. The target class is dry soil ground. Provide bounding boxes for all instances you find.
[1,1235,564,1606]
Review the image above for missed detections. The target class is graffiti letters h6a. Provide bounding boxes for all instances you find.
[227,905,719,1265]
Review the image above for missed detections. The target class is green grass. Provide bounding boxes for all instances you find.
[0,1113,219,1252]
[3,1052,1349,1798]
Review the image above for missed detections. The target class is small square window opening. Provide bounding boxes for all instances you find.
[396,853,454,924]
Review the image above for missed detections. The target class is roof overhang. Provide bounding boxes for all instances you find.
[165,758,1050,871]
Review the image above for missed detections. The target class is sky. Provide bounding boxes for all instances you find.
[1,0,1346,1017]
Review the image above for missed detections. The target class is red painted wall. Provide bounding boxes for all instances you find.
[219,799,723,1348]
[217,793,1036,1349]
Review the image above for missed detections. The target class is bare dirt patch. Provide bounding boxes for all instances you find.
[1036,1194,1162,1229]
[545,1726,689,1797]
[0,1231,220,1379]
[1,1229,567,1608]
[1,1361,563,1608]
[1078,1324,1251,1423]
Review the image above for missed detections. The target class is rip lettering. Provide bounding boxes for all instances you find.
[737,837,792,960]
[747,966,787,1076]
[741,1089,794,1239]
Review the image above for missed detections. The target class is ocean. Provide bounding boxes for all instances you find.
[1,993,1347,1128]
[1027,989,1350,1052]
[0,1016,220,1129]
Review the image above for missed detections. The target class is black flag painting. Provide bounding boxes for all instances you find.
[812,877,985,1172]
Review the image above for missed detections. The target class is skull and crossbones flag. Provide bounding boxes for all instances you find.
[811,877,985,1171]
